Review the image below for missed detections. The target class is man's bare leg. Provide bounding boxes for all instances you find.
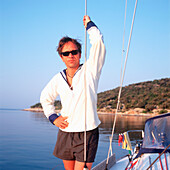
[63,160,75,170]
[74,161,93,170]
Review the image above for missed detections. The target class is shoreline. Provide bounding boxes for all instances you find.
[23,108,166,117]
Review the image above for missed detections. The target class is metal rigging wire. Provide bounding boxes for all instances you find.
[105,0,138,169]
[83,0,88,169]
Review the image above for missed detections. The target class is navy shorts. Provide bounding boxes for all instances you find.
[53,127,99,163]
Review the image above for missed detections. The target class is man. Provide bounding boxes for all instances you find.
[40,15,106,170]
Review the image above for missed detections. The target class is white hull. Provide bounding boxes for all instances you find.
[110,152,170,170]
[93,113,170,170]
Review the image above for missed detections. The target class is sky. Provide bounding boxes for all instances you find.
[0,0,169,109]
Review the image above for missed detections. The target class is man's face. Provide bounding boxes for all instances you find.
[60,42,81,70]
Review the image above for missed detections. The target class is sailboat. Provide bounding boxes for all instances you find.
[92,113,170,170]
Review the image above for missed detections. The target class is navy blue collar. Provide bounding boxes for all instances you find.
[60,64,83,90]
[61,64,83,78]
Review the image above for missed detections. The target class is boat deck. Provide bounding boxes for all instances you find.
[110,153,170,170]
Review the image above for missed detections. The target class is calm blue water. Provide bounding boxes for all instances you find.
[0,109,150,170]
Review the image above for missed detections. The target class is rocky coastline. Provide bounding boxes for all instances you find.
[23,107,169,116]
[23,108,60,113]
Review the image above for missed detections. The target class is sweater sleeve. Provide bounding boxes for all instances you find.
[40,75,59,120]
[86,21,106,78]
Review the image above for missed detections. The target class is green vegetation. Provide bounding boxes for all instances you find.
[159,109,168,114]
[97,78,170,112]
[31,78,170,113]
[31,100,61,110]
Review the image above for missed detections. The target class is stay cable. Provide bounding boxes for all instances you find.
[105,0,138,169]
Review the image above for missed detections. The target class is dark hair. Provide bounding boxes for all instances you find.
[57,36,82,56]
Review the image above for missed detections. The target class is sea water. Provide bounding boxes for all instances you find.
[0,109,150,170]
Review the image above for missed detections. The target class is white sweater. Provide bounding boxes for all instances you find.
[40,22,106,132]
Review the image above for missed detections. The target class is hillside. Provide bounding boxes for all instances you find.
[97,78,170,113]
[30,78,170,114]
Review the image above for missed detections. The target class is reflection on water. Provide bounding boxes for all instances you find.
[99,113,148,132]
[30,111,150,143]
[30,111,150,139]
[30,111,49,123]
[98,113,150,143]
[31,112,149,129]
[0,109,152,169]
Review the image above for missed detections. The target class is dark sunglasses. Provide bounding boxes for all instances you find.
[61,50,79,56]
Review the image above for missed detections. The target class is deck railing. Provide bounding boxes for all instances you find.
[146,144,170,170]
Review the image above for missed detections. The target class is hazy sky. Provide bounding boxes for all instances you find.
[0,0,169,109]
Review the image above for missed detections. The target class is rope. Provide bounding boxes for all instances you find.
[105,0,138,168]
[120,0,127,84]
[84,0,87,167]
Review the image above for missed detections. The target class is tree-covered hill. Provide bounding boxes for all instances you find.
[31,78,170,113]
[97,78,170,112]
